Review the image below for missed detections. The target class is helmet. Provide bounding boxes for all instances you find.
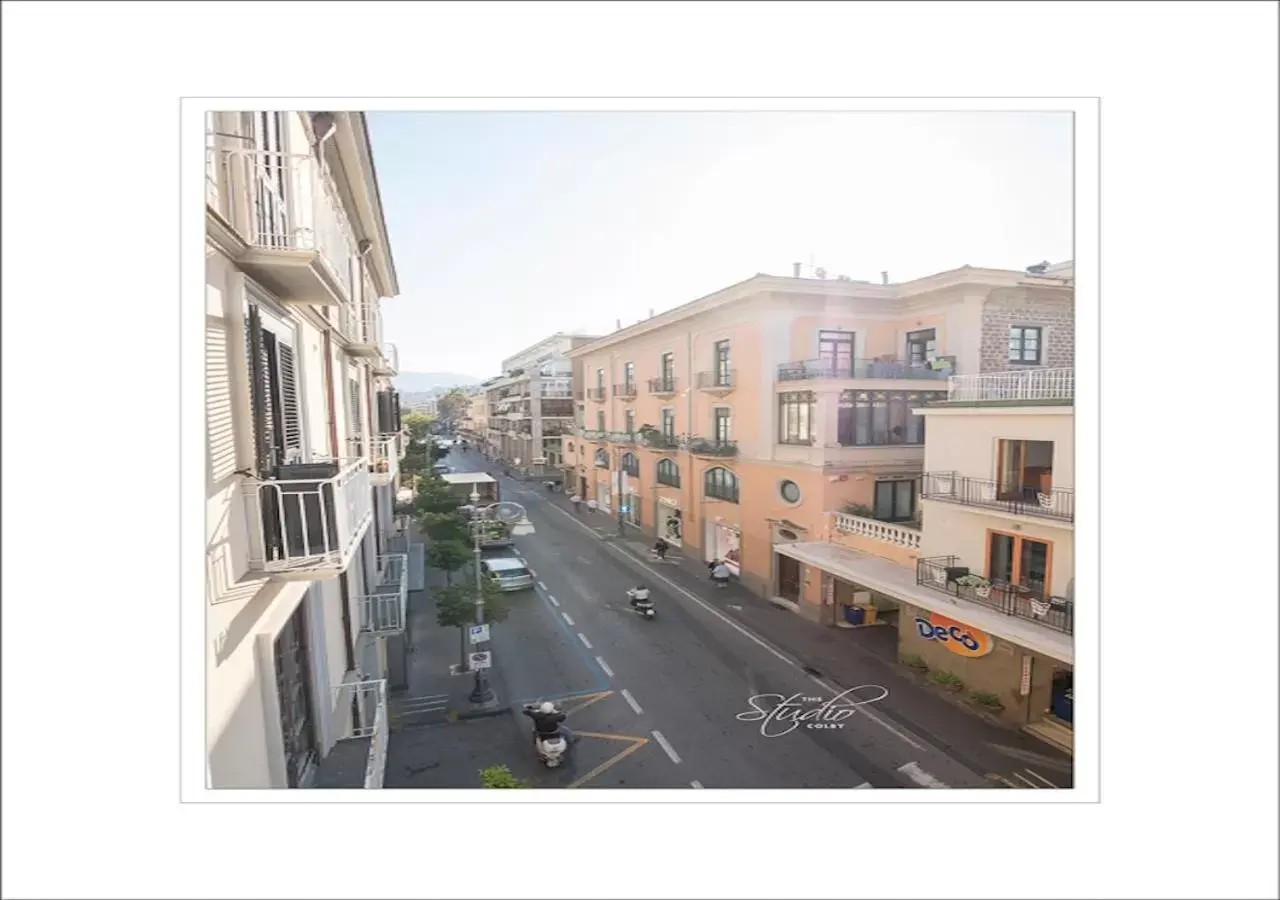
[539,701,556,714]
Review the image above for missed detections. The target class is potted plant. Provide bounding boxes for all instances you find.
[956,574,992,598]
[479,765,528,789]
[930,670,965,693]
[969,690,1005,712]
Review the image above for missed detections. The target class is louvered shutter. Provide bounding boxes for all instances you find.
[348,378,362,437]
[245,305,276,475]
[277,343,302,458]
[391,392,402,431]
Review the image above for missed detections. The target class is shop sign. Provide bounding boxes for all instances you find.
[913,613,994,658]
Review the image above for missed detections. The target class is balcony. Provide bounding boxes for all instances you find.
[941,367,1074,405]
[695,370,736,395]
[832,512,921,550]
[686,437,738,458]
[372,342,399,376]
[614,383,638,400]
[342,298,383,358]
[539,385,575,398]
[210,147,356,306]
[581,429,609,442]
[917,556,1074,635]
[314,679,389,789]
[922,472,1074,523]
[647,377,678,397]
[242,459,372,578]
[347,435,401,487]
[610,431,638,445]
[358,554,409,636]
[777,357,955,383]
[586,387,607,402]
[638,430,682,451]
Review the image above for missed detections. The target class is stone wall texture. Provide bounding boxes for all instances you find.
[980,291,1075,374]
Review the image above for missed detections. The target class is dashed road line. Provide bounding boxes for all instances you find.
[651,730,681,764]
[620,688,644,715]
[595,656,615,677]
[548,595,560,607]
[578,632,593,650]
[561,612,574,626]
[898,761,948,789]
[537,580,547,590]
[690,780,704,789]
[1013,771,1042,789]
[1022,768,1059,788]
[853,781,875,789]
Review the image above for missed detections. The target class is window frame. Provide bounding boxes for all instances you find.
[713,340,731,384]
[905,328,937,367]
[777,391,815,444]
[836,390,940,446]
[703,466,740,504]
[1008,325,1043,365]
[712,406,732,443]
[873,479,918,522]
[656,457,681,487]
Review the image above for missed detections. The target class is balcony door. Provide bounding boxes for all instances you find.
[818,330,854,377]
[987,530,1052,596]
[250,112,289,248]
[273,601,319,788]
[996,439,1055,500]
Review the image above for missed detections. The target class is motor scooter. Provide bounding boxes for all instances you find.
[521,704,569,768]
[625,588,656,619]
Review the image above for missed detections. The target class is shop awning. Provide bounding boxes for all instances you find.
[774,541,1074,665]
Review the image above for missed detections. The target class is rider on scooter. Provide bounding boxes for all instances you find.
[523,701,573,746]
[628,585,651,607]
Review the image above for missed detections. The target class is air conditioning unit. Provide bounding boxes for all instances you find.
[271,461,341,559]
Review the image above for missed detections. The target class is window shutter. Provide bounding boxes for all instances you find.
[391,392,402,431]
[277,343,302,457]
[245,305,275,475]
[348,378,362,436]
[376,390,394,433]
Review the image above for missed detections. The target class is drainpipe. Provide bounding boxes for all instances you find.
[321,324,340,459]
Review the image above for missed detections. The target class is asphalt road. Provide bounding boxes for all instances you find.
[444,447,1070,790]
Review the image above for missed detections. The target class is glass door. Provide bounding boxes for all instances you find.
[988,531,1052,593]
[817,330,854,377]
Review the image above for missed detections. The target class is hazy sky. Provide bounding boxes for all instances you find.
[368,111,1073,378]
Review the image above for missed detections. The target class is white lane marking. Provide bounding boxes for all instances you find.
[540,501,935,754]
[853,782,875,789]
[1013,771,1042,789]
[537,581,547,590]
[690,780,704,789]
[561,612,574,626]
[595,656,615,677]
[1023,768,1058,788]
[621,689,644,715]
[548,595,560,607]
[578,632,593,649]
[898,762,949,789]
[651,730,682,764]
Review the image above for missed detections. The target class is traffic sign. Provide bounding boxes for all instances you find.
[619,505,630,513]
[468,624,490,644]
[469,651,493,670]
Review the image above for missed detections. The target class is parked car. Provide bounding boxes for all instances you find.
[481,557,535,592]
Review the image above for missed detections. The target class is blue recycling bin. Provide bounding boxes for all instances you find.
[843,605,865,626]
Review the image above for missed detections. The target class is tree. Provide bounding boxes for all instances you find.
[437,389,470,428]
[435,580,509,669]
[414,476,460,515]
[402,411,432,441]
[478,765,527,789]
[427,539,471,586]
[419,511,469,544]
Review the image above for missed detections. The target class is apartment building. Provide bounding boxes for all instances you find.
[484,332,599,476]
[205,110,408,789]
[776,365,1075,749]
[565,264,1074,609]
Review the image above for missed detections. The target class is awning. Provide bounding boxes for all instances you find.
[774,541,1073,665]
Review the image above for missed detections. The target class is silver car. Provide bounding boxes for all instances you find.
[482,557,535,592]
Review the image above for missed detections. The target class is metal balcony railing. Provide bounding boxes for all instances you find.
[922,472,1074,522]
[213,147,356,299]
[695,370,736,390]
[375,342,399,375]
[359,553,409,636]
[243,459,372,574]
[647,377,678,395]
[639,430,682,450]
[347,435,401,485]
[945,367,1074,403]
[614,383,638,398]
[331,679,389,789]
[339,299,383,351]
[586,387,607,402]
[581,429,608,441]
[686,437,738,457]
[777,357,955,382]
[917,556,1074,635]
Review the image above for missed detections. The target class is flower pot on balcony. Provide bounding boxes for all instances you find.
[956,574,992,598]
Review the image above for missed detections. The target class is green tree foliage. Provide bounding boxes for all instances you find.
[437,389,470,427]
[402,411,432,441]
[434,580,509,669]
[419,511,469,544]
[478,765,527,788]
[426,539,471,586]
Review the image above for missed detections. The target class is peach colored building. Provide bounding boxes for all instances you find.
[565,264,1075,610]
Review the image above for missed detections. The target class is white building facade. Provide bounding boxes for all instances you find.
[205,110,408,789]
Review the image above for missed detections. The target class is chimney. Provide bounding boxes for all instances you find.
[792,262,801,278]
[648,308,654,318]
[616,318,622,330]
[880,271,889,285]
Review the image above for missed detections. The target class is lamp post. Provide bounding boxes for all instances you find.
[466,491,535,706]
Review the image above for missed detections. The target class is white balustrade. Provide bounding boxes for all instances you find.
[833,512,922,549]
[946,367,1074,402]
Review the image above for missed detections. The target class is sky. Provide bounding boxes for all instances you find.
[366,111,1073,379]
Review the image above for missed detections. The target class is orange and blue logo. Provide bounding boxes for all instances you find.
[913,614,994,658]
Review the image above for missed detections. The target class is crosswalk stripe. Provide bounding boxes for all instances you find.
[1023,769,1058,788]
[1013,771,1041,788]
[853,782,875,789]
[898,762,949,788]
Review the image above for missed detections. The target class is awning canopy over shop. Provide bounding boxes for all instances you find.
[774,541,1074,665]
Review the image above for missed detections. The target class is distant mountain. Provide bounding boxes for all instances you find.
[393,372,482,393]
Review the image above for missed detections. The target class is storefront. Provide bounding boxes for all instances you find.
[706,519,742,575]
[657,496,683,546]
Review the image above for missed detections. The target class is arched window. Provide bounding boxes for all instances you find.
[656,458,680,488]
[594,448,609,468]
[620,452,639,477]
[704,466,740,503]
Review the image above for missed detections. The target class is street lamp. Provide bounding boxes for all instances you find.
[466,492,535,706]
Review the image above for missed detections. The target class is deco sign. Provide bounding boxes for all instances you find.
[914,614,994,658]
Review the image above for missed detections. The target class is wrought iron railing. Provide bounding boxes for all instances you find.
[243,459,372,573]
[614,383,638,398]
[921,472,1074,522]
[586,387,607,401]
[777,357,955,382]
[647,377,678,395]
[638,430,682,450]
[695,370,736,389]
[916,556,1073,635]
[359,553,409,636]
[945,367,1074,403]
[332,679,388,789]
[686,437,738,457]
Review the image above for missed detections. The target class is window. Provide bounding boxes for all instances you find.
[596,368,605,390]
[836,390,941,446]
[906,329,937,366]
[874,480,917,522]
[713,340,731,385]
[713,408,732,443]
[704,466,740,503]
[621,452,640,477]
[596,410,606,432]
[1008,326,1043,364]
[778,391,815,444]
[245,301,302,475]
[996,439,1055,500]
[660,352,674,382]
[625,409,636,435]
[988,531,1052,596]
[656,458,680,487]
[661,408,676,437]
[594,448,609,468]
[623,362,635,391]
[779,479,802,504]
[818,330,855,377]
